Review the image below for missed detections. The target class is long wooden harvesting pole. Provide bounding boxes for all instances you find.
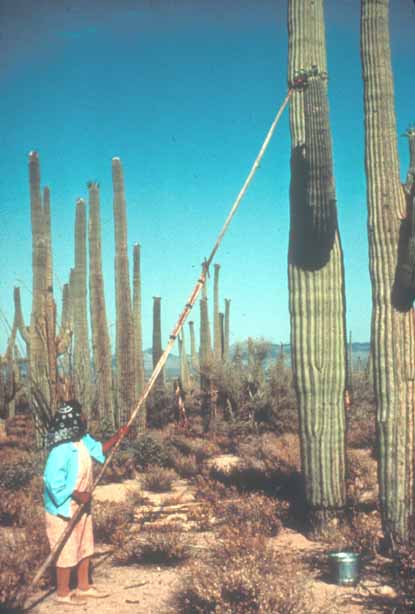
[23,88,293,603]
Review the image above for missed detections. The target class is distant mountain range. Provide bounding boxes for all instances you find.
[142,342,371,378]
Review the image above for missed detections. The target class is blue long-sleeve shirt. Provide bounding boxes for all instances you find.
[43,433,105,518]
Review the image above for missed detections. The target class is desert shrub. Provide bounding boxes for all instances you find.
[146,389,176,428]
[93,500,136,543]
[98,449,136,483]
[392,547,415,612]
[0,519,51,612]
[213,493,282,537]
[169,435,220,463]
[347,449,378,506]
[142,466,178,492]
[0,478,43,527]
[347,373,376,449]
[175,529,315,614]
[170,452,200,478]
[126,433,171,469]
[0,461,35,490]
[113,529,190,566]
[320,510,382,558]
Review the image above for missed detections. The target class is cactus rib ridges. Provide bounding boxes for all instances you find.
[213,264,221,361]
[224,299,231,361]
[288,0,346,530]
[112,158,136,424]
[133,243,146,430]
[152,296,164,389]
[361,0,415,547]
[88,181,114,427]
[73,197,92,416]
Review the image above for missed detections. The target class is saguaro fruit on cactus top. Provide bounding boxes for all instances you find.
[361,0,415,549]
[287,0,347,532]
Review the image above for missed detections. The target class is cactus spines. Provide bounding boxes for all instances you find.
[133,243,146,430]
[224,298,231,361]
[288,0,347,531]
[213,264,221,361]
[112,157,136,425]
[88,181,114,427]
[152,296,164,389]
[361,0,415,548]
[73,198,92,416]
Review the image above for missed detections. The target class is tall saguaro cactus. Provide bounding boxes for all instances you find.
[188,320,198,372]
[133,243,146,430]
[224,298,231,361]
[73,198,92,416]
[28,152,64,415]
[152,296,164,389]
[112,157,136,425]
[199,296,212,383]
[178,330,191,392]
[288,0,347,531]
[88,182,114,427]
[361,0,415,548]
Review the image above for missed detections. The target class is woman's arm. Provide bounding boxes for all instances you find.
[102,425,129,454]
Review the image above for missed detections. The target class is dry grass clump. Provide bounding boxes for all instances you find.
[175,528,315,614]
[113,528,190,566]
[142,466,178,492]
[93,500,137,543]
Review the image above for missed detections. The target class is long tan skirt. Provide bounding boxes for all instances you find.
[45,509,94,568]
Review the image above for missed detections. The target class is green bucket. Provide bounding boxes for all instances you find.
[328,551,360,586]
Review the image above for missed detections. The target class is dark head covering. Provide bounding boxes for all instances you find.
[47,400,86,449]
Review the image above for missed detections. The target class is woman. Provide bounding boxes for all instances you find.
[43,400,128,605]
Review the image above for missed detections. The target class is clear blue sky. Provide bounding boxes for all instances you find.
[0,0,413,353]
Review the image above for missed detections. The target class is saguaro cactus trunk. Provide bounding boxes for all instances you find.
[361,0,415,549]
[188,320,198,372]
[223,299,231,361]
[133,243,146,430]
[178,331,191,392]
[28,152,60,416]
[213,264,221,361]
[112,157,136,425]
[199,296,212,387]
[152,296,164,389]
[288,0,347,531]
[73,198,92,416]
[88,182,114,427]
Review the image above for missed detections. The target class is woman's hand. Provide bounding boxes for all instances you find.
[72,490,91,505]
